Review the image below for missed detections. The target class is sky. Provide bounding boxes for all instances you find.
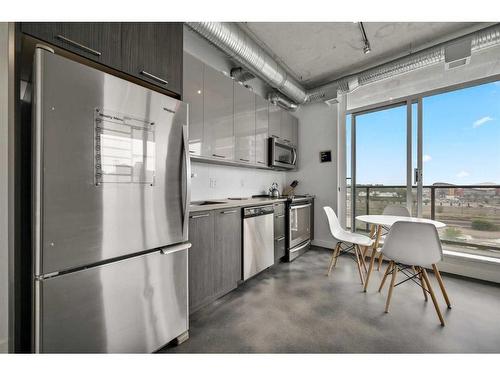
[348,80,500,186]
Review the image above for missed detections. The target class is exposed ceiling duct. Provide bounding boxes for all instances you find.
[309,23,500,99]
[187,22,500,107]
[267,92,298,111]
[187,22,308,105]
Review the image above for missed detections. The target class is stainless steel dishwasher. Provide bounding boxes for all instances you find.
[243,205,275,280]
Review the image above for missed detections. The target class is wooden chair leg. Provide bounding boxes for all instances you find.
[414,266,427,302]
[432,264,451,309]
[332,243,341,268]
[359,247,368,274]
[354,245,366,285]
[379,261,393,292]
[362,246,369,259]
[385,262,398,313]
[327,243,340,275]
[377,253,384,271]
[363,247,377,292]
[421,269,445,326]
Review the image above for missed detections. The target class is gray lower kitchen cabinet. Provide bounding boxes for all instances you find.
[268,104,282,139]
[188,208,242,314]
[273,202,286,263]
[234,83,256,164]
[203,65,234,160]
[183,52,204,155]
[188,211,216,313]
[215,209,242,291]
[21,22,122,68]
[255,95,269,166]
[121,22,183,95]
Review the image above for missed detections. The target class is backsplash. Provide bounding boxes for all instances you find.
[190,162,287,201]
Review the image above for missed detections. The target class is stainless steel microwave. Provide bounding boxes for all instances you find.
[268,137,297,170]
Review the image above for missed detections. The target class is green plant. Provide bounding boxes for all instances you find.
[444,227,462,239]
[471,219,500,231]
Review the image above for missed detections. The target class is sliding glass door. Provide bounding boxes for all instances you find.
[350,102,415,231]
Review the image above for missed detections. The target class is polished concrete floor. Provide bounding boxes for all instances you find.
[162,247,500,353]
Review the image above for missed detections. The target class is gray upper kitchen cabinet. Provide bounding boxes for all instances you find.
[234,83,256,164]
[268,104,282,139]
[280,110,295,144]
[21,22,122,68]
[214,209,242,292]
[203,65,235,160]
[183,52,204,156]
[255,95,269,166]
[188,211,215,313]
[121,23,183,95]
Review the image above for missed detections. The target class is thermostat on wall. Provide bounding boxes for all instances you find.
[320,150,332,163]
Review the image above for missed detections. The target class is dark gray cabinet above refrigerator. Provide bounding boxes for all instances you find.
[21,22,183,96]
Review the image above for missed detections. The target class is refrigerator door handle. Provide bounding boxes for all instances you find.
[160,242,192,255]
[182,124,191,239]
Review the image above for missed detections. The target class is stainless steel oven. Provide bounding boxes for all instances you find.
[287,196,313,261]
[269,137,297,170]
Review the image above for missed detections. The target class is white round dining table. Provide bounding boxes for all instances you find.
[356,215,446,229]
[354,214,445,292]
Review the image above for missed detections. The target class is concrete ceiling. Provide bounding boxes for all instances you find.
[241,22,493,89]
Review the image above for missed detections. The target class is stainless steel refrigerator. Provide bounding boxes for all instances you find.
[32,47,191,353]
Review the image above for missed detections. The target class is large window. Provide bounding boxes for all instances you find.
[346,79,500,258]
[422,82,500,255]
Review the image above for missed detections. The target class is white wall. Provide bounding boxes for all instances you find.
[0,22,10,353]
[191,162,286,201]
[288,102,338,249]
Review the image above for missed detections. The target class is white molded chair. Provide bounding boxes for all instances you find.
[375,205,412,270]
[323,206,373,285]
[378,221,451,326]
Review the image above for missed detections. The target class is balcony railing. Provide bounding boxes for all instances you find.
[346,184,500,257]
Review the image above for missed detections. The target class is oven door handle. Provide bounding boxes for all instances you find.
[290,203,311,210]
[290,240,311,253]
[292,147,297,166]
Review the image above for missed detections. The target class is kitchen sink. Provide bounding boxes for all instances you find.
[191,200,227,206]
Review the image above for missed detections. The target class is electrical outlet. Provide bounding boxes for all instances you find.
[209,178,217,189]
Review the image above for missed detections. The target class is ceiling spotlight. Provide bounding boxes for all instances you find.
[358,22,371,55]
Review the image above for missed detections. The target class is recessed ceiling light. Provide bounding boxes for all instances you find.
[197,90,202,94]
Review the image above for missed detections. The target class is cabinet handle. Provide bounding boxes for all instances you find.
[257,161,266,164]
[221,210,237,214]
[276,236,285,242]
[212,154,226,159]
[55,35,102,56]
[239,158,250,162]
[190,213,210,219]
[189,150,196,154]
[140,70,168,85]
[276,214,285,218]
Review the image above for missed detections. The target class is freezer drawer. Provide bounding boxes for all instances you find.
[35,246,188,353]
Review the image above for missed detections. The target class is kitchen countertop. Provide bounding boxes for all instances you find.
[189,197,288,213]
